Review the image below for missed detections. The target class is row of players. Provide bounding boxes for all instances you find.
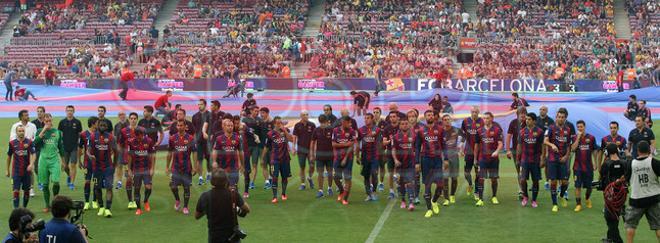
[5,101,657,219]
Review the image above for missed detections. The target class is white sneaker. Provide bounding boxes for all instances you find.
[29,188,35,197]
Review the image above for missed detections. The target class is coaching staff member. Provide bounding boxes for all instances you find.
[196,170,250,243]
[39,196,88,243]
[624,141,660,242]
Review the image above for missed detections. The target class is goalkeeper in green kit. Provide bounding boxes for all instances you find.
[34,113,65,212]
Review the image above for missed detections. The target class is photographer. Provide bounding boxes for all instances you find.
[599,143,628,243]
[39,196,88,243]
[3,208,37,243]
[196,169,250,243]
[624,141,660,242]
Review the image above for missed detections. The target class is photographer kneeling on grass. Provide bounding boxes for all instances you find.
[196,169,250,243]
[39,196,88,243]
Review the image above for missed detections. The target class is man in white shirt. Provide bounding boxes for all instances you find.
[10,110,37,141]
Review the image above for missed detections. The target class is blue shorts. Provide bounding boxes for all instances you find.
[479,159,499,179]
[334,158,354,180]
[316,159,332,169]
[520,163,541,181]
[398,167,415,184]
[421,156,443,184]
[171,172,192,187]
[12,175,30,191]
[298,154,311,168]
[228,171,240,186]
[133,172,152,186]
[547,161,569,180]
[93,169,115,189]
[574,170,594,188]
[360,158,379,177]
[272,161,291,179]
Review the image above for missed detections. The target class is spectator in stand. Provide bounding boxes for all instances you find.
[44,66,56,86]
[13,86,37,101]
[154,90,173,118]
[625,94,639,121]
[428,94,443,113]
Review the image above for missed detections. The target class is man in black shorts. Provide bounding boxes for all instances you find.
[58,105,82,191]
[350,90,371,117]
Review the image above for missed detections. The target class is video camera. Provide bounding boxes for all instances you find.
[19,215,44,235]
[70,200,91,238]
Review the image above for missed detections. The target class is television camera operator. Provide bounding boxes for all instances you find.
[196,169,250,243]
[39,196,88,243]
[3,208,42,243]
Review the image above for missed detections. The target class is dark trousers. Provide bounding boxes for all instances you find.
[18,91,36,101]
[604,207,623,243]
[119,81,128,100]
[4,81,12,101]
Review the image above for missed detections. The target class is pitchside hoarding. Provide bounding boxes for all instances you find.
[19,78,645,92]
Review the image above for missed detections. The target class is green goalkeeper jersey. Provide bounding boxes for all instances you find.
[34,128,64,160]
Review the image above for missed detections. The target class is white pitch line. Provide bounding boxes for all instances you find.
[365,199,396,243]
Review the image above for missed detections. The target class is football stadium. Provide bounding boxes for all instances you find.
[0,0,658,242]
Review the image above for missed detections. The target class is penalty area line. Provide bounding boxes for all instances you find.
[365,199,396,243]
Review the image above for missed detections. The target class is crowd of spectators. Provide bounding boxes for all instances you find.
[626,0,658,43]
[13,0,160,37]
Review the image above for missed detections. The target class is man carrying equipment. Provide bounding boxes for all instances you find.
[624,141,660,242]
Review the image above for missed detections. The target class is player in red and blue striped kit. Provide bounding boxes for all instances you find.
[543,109,575,212]
[128,127,155,215]
[393,118,419,211]
[474,112,503,207]
[332,116,357,205]
[570,120,598,212]
[213,119,243,189]
[517,113,545,208]
[167,121,196,215]
[261,117,293,204]
[233,115,252,198]
[120,112,141,210]
[79,116,99,210]
[418,110,446,217]
[357,113,381,201]
[461,106,484,198]
[6,125,35,208]
[599,121,626,167]
[87,121,117,218]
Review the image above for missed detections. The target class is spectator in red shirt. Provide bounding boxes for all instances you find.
[14,86,37,101]
[44,66,56,87]
[154,90,173,118]
[119,65,134,101]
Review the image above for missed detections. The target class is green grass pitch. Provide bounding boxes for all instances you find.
[0,117,658,243]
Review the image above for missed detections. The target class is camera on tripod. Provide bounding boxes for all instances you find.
[70,200,90,237]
